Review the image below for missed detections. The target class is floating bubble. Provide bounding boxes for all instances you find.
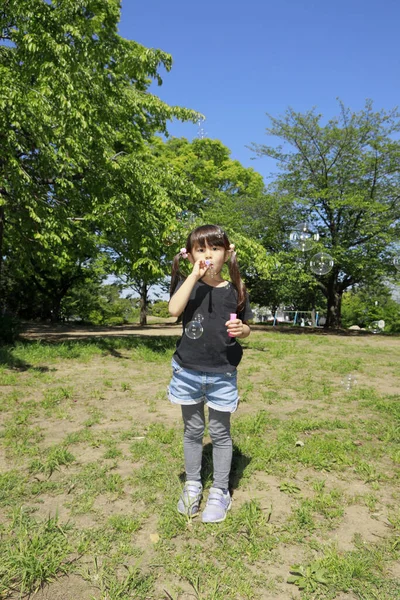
[163,231,179,247]
[194,313,204,323]
[185,320,203,340]
[341,374,357,391]
[310,252,334,275]
[289,222,320,252]
[368,320,384,334]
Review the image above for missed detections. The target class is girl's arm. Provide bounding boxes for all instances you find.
[169,258,211,317]
[168,272,198,317]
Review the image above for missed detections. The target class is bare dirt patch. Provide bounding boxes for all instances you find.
[330,504,390,551]
[3,324,400,599]
[12,574,98,600]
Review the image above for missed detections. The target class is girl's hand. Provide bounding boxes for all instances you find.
[191,258,211,280]
[225,317,243,337]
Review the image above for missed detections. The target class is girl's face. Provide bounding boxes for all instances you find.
[188,242,228,275]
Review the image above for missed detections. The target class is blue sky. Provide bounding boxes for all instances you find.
[119,0,400,182]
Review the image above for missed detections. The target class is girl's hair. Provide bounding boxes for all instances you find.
[170,224,247,314]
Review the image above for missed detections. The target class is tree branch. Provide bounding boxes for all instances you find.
[369,152,378,200]
[297,117,329,182]
[315,279,328,297]
[338,276,355,292]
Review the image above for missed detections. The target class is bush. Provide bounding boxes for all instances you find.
[386,320,400,333]
[342,286,400,332]
[105,316,126,326]
[149,300,170,319]
[0,315,21,344]
[64,283,140,325]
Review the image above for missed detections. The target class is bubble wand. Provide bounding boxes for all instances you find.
[205,259,214,279]
[228,313,236,338]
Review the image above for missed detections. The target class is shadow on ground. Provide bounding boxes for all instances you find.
[0,335,180,370]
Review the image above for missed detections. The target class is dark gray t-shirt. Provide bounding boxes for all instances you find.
[172,280,253,373]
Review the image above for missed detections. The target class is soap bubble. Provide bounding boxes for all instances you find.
[310,252,334,275]
[289,222,319,252]
[194,313,204,323]
[368,320,384,334]
[341,374,357,391]
[185,320,203,339]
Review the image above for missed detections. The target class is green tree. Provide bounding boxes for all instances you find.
[149,300,170,319]
[100,146,201,325]
[2,210,105,320]
[157,137,266,218]
[200,179,322,312]
[153,137,274,285]
[252,102,400,327]
[341,284,400,332]
[0,0,199,314]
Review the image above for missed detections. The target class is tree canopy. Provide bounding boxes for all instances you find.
[1,4,399,329]
[0,0,199,319]
[251,101,400,326]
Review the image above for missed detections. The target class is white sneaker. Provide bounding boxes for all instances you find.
[177,481,203,516]
[202,488,231,523]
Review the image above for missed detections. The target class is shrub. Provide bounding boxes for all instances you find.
[149,300,170,319]
[0,315,21,344]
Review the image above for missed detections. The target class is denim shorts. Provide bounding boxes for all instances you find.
[168,359,239,413]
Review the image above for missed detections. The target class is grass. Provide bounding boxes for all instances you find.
[0,329,399,599]
[0,510,73,597]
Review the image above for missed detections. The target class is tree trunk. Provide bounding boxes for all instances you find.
[139,281,148,326]
[311,308,316,327]
[0,205,4,309]
[31,268,79,323]
[51,294,64,322]
[325,286,342,328]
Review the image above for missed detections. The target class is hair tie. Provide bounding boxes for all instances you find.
[179,247,188,259]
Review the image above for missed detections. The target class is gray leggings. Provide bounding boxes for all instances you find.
[181,403,232,490]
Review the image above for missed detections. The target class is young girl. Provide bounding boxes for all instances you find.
[168,224,252,523]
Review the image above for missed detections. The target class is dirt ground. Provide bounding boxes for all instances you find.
[6,322,400,599]
[20,320,385,342]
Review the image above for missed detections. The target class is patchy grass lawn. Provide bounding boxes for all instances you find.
[0,329,399,600]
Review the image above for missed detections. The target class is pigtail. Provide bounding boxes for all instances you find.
[228,251,247,315]
[170,253,183,298]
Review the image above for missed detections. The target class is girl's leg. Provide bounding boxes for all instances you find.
[208,407,232,490]
[181,403,205,482]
